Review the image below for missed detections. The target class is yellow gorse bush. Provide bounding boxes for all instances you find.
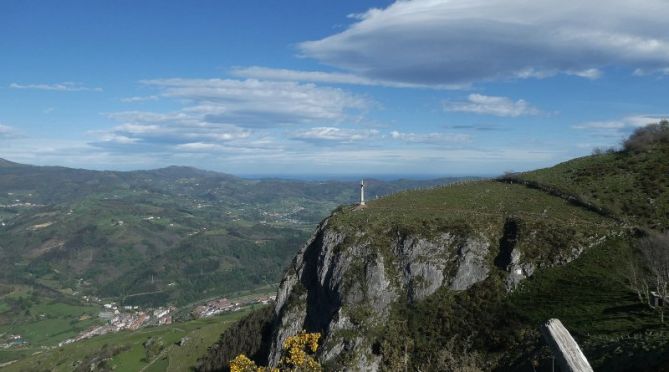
[229,331,321,372]
[229,354,260,372]
[279,331,321,371]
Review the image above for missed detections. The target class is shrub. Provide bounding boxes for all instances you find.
[278,331,321,371]
[591,146,618,155]
[227,331,321,372]
[623,120,669,152]
[229,354,266,372]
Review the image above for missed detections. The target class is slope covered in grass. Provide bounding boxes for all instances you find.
[202,141,669,371]
[331,180,616,265]
[2,308,255,372]
[333,146,667,370]
[508,142,669,230]
[507,236,669,370]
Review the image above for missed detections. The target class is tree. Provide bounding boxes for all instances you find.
[627,232,669,323]
[623,119,669,152]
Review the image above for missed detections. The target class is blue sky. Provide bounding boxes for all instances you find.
[1,0,667,177]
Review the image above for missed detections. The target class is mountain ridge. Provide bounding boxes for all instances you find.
[0,157,462,183]
[0,158,25,168]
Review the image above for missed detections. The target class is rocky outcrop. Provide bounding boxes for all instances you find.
[504,248,536,291]
[266,210,602,370]
[395,234,453,302]
[449,237,490,291]
[267,213,503,369]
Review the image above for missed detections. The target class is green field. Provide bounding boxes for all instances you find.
[2,308,255,372]
[0,286,102,358]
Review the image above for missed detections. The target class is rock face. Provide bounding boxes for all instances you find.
[449,237,490,291]
[266,211,599,370]
[267,214,498,370]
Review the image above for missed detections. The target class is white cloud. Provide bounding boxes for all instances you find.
[634,67,669,76]
[1,127,563,175]
[175,142,223,151]
[93,78,369,152]
[292,127,380,143]
[0,124,16,138]
[232,66,377,85]
[298,0,669,86]
[0,137,171,170]
[231,66,461,89]
[390,130,471,144]
[444,94,541,117]
[567,69,603,80]
[9,82,102,92]
[92,119,251,146]
[574,115,667,130]
[99,134,139,144]
[572,115,667,145]
[625,115,668,127]
[106,111,185,124]
[139,78,368,127]
[120,95,159,103]
[573,121,626,130]
[246,146,560,174]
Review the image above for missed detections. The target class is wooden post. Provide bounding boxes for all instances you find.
[540,319,593,372]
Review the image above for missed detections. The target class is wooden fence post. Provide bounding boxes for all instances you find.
[540,318,593,372]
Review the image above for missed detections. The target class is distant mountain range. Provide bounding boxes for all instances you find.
[0,158,469,308]
[0,158,22,168]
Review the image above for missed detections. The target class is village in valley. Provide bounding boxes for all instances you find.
[1,293,276,351]
[191,295,275,319]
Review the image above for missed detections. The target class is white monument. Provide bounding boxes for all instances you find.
[360,179,366,206]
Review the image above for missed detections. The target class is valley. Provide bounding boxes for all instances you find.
[4,1,668,370]
[0,159,463,365]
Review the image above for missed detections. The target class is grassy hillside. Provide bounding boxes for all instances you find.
[507,237,669,371]
[201,140,669,371]
[331,180,614,243]
[0,284,102,357]
[343,145,668,370]
[505,142,669,230]
[2,308,256,371]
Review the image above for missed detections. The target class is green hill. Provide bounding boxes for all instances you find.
[0,159,465,359]
[198,130,669,371]
[503,145,669,230]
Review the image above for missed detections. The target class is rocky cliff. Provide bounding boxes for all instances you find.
[265,181,615,370]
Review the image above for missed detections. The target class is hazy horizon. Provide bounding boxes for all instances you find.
[1,0,668,175]
[1,155,493,181]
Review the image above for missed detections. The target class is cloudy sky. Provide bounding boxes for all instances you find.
[1,0,667,177]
